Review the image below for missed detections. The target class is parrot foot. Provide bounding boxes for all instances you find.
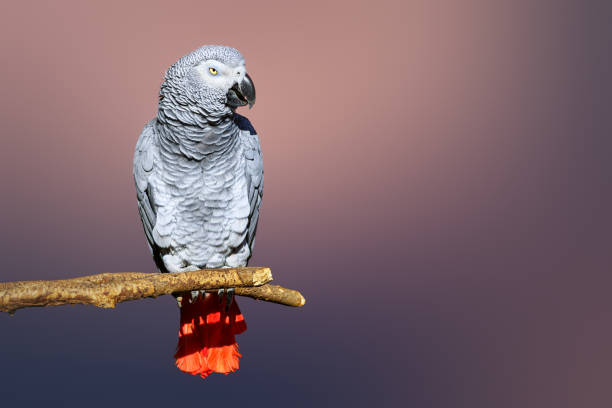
[175,290,209,308]
[176,288,234,308]
[217,288,235,312]
[187,290,210,304]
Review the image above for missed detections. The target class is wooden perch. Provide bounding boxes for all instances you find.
[0,267,305,314]
[213,285,305,308]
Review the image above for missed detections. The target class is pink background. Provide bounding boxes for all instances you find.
[0,1,610,406]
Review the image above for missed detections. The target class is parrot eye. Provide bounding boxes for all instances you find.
[209,67,218,75]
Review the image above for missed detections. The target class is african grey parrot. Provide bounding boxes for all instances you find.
[133,45,262,378]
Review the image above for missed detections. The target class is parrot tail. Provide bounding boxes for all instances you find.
[174,292,247,379]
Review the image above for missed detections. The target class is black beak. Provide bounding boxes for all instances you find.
[227,73,256,109]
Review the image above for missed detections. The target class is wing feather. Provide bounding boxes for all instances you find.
[235,114,264,254]
[134,120,163,259]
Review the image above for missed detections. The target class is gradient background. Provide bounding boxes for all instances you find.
[0,0,610,406]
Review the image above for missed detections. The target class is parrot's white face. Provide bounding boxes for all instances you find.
[195,59,246,92]
[192,58,255,109]
[160,45,256,113]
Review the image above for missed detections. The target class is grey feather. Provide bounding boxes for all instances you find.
[133,45,263,274]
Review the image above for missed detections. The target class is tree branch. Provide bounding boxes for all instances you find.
[0,267,305,314]
[218,285,305,307]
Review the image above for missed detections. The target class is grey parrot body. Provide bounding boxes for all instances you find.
[133,45,263,274]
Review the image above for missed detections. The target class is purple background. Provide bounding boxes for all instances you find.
[0,1,610,406]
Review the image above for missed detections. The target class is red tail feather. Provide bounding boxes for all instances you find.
[174,293,246,378]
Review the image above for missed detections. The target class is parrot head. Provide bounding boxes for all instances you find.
[159,45,256,121]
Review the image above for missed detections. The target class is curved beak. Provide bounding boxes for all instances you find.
[227,73,256,109]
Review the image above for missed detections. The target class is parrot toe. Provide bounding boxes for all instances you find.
[217,288,235,311]
[226,288,234,312]
[190,290,209,303]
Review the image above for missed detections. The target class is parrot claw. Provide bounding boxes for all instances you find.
[187,290,209,303]
[226,288,234,312]
[176,290,208,308]
[217,288,235,311]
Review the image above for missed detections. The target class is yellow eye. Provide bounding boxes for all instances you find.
[209,67,218,75]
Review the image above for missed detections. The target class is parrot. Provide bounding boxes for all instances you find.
[133,45,262,378]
